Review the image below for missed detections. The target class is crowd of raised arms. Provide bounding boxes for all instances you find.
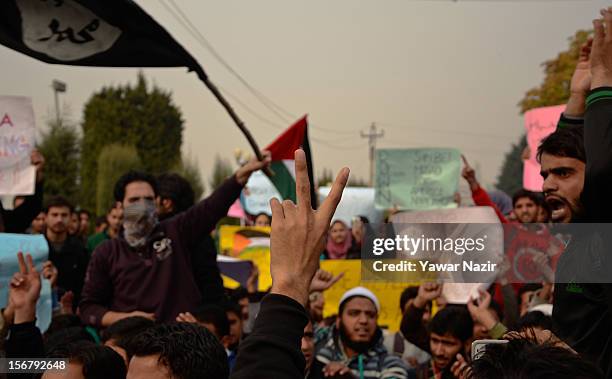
[1,7,612,379]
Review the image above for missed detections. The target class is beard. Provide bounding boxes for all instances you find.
[338,321,379,354]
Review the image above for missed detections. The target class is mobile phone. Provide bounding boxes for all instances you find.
[471,339,509,361]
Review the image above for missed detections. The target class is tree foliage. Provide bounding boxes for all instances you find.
[80,72,183,211]
[37,119,80,203]
[170,154,205,201]
[497,30,589,193]
[518,30,590,113]
[209,154,234,191]
[317,168,334,187]
[496,135,527,197]
[96,144,142,216]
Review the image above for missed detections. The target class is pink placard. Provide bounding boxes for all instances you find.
[523,105,566,192]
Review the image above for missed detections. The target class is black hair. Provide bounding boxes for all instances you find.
[429,305,473,343]
[399,286,419,312]
[129,322,229,379]
[71,344,127,379]
[194,304,230,339]
[45,327,97,356]
[254,212,271,223]
[95,215,108,228]
[512,189,540,209]
[157,173,195,214]
[44,195,74,213]
[223,300,243,319]
[515,311,553,331]
[101,316,155,343]
[45,314,82,337]
[229,287,249,303]
[113,170,158,203]
[537,125,585,164]
[78,209,91,217]
[517,283,542,307]
[469,338,603,379]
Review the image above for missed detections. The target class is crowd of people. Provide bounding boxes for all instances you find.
[0,7,611,379]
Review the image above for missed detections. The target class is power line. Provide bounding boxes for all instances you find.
[158,0,355,136]
[377,122,517,140]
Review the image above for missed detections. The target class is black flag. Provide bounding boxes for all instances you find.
[0,0,207,79]
[0,0,273,175]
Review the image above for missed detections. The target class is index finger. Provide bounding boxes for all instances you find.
[294,149,311,211]
[461,154,469,167]
[17,252,26,275]
[319,167,349,222]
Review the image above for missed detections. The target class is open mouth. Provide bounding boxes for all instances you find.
[546,196,568,222]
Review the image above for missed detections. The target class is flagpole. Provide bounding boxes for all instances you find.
[194,69,274,177]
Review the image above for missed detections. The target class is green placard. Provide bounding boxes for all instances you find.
[375,148,461,210]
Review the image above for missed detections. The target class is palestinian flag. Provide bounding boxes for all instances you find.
[265,115,317,208]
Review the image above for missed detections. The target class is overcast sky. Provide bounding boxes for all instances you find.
[0,0,603,192]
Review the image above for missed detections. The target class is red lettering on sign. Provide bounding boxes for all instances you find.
[0,113,14,127]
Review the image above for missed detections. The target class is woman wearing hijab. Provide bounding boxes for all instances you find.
[323,220,352,259]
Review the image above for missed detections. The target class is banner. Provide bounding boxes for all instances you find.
[375,148,461,211]
[0,233,52,332]
[218,225,272,291]
[241,171,282,216]
[319,260,418,331]
[0,96,36,195]
[317,186,383,225]
[523,105,565,192]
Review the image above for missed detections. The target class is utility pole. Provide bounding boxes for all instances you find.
[51,79,66,126]
[360,122,384,186]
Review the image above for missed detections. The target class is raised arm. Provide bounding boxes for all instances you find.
[231,149,349,379]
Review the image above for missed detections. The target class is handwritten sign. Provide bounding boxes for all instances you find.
[241,170,282,216]
[0,234,52,332]
[0,96,36,195]
[375,148,461,211]
[523,105,565,192]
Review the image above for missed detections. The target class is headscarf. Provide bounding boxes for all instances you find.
[326,220,352,259]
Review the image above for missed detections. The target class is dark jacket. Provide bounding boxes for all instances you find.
[0,182,43,233]
[78,176,242,326]
[231,294,309,379]
[47,234,89,303]
[552,90,612,379]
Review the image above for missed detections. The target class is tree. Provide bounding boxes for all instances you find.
[497,30,590,192]
[80,72,183,211]
[171,154,205,201]
[496,135,527,197]
[519,30,590,113]
[37,119,80,203]
[96,144,142,216]
[348,176,368,187]
[209,154,233,190]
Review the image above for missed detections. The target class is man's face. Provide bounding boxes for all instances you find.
[429,332,464,371]
[68,213,80,235]
[122,181,156,209]
[31,212,46,234]
[540,153,585,223]
[513,197,539,224]
[107,207,123,232]
[227,311,243,348]
[302,321,315,373]
[337,297,377,344]
[46,206,71,235]
[79,213,90,235]
[127,355,172,379]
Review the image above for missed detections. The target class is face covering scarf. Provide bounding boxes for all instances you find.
[123,200,158,248]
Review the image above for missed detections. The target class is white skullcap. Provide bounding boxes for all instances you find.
[339,286,380,312]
